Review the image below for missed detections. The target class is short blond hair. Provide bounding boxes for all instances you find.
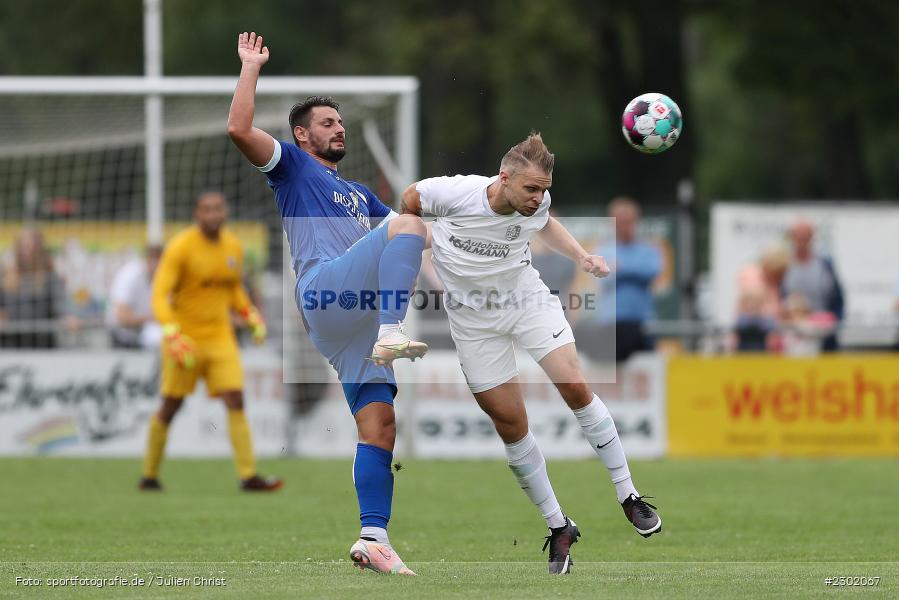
[759,244,789,273]
[500,132,554,175]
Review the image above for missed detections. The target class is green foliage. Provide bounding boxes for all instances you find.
[694,0,899,199]
[0,0,142,74]
[0,1,897,207]
[163,0,348,76]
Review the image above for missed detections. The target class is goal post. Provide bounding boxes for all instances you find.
[0,75,419,238]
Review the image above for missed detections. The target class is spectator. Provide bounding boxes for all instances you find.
[733,244,789,352]
[737,244,789,321]
[0,228,69,348]
[733,288,778,352]
[782,219,844,351]
[893,272,899,350]
[780,292,837,356]
[107,245,163,349]
[585,197,662,363]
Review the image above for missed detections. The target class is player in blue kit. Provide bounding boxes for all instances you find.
[228,32,425,576]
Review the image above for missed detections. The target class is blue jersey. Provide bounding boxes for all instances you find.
[261,140,393,282]
[595,240,661,323]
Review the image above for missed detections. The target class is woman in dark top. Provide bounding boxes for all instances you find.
[0,229,67,348]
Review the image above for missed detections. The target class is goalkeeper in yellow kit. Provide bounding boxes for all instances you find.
[138,191,283,492]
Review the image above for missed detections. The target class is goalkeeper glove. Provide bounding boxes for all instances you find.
[162,323,196,369]
[239,306,267,345]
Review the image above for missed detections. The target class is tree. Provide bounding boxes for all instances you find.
[712,0,899,198]
[583,0,695,205]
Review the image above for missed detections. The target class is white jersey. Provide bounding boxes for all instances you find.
[416,174,551,310]
[107,258,162,348]
[107,259,152,327]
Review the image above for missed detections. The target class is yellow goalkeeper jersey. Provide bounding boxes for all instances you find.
[152,225,252,341]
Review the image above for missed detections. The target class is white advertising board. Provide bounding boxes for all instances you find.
[711,203,899,344]
[0,350,666,459]
[0,349,288,457]
[392,351,666,459]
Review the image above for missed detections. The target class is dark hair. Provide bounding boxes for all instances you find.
[194,190,227,208]
[289,96,340,145]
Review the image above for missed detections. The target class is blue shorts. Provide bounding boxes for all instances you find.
[296,226,397,414]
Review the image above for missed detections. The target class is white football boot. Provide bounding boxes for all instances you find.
[369,322,428,366]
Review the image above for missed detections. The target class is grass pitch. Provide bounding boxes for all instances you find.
[1,457,897,599]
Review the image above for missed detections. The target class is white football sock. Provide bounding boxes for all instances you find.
[377,323,400,339]
[505,431,566,529]
[360,526,390,545]
[573,395,638,503]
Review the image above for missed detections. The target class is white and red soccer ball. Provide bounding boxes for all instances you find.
[621,92,682,154]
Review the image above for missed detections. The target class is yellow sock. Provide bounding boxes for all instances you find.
[142,415,169,479]
[227,409,256,480]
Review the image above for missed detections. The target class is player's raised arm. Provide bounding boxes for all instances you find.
[227,32,277,167]
[538,216,611,278]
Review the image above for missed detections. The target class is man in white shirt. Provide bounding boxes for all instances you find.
[108,245,163,348]
[401,133,661,575]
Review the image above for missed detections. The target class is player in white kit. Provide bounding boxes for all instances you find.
[401,133,661,574]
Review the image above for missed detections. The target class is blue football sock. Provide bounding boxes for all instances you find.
[353,443,394,529]
[378,233,424,325]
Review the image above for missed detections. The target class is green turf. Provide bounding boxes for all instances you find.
[1,457,897,599]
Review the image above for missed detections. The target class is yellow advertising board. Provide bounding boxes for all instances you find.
[668,355,899,457]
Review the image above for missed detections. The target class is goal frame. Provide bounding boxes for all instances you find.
[0,75,419,244]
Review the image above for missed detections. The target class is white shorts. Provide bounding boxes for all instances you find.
[446,288,576,393]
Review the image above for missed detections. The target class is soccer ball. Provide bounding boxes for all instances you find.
[621,92,682,154]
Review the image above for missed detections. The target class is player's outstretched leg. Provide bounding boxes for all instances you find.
[572,393,661,537]
[349,392,415,575]
[371,215,427,366]
[539,345,661,537]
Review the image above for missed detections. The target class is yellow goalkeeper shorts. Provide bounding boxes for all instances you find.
[160,336,244,398]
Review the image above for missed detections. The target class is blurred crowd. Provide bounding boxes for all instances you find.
[0,228,77,348]
[733,220,843,356]
[1,200,897,359]
[0,226,265,352]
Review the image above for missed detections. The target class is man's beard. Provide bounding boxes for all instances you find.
[320,142,346,163]
[199,222,222,236]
